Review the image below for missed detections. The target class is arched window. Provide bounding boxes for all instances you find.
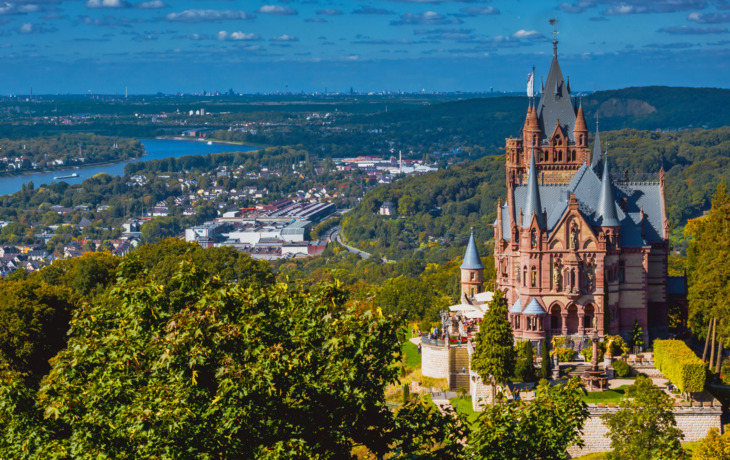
[523,266,527,287]
[470,271,475,281]
[531,229,537,248]
[516,266,521,283]
[531,266,537,287]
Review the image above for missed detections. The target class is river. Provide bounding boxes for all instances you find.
[0,138,259,196]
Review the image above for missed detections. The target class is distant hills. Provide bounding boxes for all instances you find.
[353,86,730,158]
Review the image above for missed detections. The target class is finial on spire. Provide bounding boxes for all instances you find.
[549,16,559,56]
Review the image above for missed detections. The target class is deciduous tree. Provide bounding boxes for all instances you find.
[602,375,685,460]
[467,378,589,459]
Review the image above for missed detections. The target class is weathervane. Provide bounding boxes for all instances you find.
[549,16,559,56]
[550,16,559,43]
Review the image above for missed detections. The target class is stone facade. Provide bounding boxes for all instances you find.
[492,41,676,344]
[568,404,722,456]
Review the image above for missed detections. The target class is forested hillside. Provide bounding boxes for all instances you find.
[337,126,730,265]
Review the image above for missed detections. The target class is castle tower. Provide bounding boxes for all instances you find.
[460,229,484,302]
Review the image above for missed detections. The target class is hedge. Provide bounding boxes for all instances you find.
[654,339,706,393]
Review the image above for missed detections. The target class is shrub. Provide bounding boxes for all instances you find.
[556,347,575,362]
[514,358,537,383]
[613,359,633,378]
[581,346,604,362]
[654,339,705,393]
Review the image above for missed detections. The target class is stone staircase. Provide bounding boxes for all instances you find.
[565,364,591,379]
[449,346,471,391]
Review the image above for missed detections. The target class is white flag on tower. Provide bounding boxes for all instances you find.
[526,71,535,98]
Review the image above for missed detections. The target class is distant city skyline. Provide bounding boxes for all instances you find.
[0,0,729,94]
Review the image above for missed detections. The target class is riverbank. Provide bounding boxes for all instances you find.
[155,136,267,150]
[0,138,260,196]
[0,153,145,179]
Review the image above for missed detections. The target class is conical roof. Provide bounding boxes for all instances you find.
[574,104,587,133]
[591,120,602,169]
[461,229,484,269]
[598,154,620,227]
[522,148,544,228]
[536,42,576,142]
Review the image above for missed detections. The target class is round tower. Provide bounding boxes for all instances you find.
[460,229,484,301]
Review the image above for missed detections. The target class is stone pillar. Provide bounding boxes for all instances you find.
[561,312,568,336]
[578,312,585,335]
[591,337,599,372]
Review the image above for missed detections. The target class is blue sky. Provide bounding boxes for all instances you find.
[1,0,729,94]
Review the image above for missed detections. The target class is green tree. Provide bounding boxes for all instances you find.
[602,375,686,460]
[686,184,730,344]
[0,257,460,459]
[629,319,645,352]
[541,339,551,380]
[467,378,589,459]
[470,289,515,403]
[0,279,77,380]
[692,427,730,460]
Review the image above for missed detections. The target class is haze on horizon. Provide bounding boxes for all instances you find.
[1,0,729,95]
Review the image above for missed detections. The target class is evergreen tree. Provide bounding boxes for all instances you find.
[629,319,644,353]
[470,289,515,403]
[541,339,551,380]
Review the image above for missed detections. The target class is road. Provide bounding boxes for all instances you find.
[331,226,372,259]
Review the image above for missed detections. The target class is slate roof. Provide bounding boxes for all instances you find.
[498,163,665,247]
[591,120,603,169]
[461,230,484,269]
[522,148,544,228]
[536,43,577,142]
[523,297,547,315]
[668,276,687,295]
[509,298,522,313]
[597,155,621,227]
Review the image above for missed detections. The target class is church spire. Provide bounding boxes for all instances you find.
[460,228,484,269]
[591,119,602,169]
[598,154,620,227]
[523,148,543,228]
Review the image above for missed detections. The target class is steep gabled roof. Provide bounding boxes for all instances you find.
[460,229,484,270]
[536,43,576,142]
[597,155,621,227]
[522,148,544,228]
[591,120,602,169]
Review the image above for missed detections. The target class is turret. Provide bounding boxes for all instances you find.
[597,154,620,227]
[460,229,484,301]
[591,119,602,169]
[522,148,544,228]
[574,103,588,148]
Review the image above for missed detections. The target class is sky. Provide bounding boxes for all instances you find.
[0,0,729,94]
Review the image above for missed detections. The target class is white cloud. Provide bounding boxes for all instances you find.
[136,0,167,9]
[218,30,260,41]
[270,34,298,41]
[165,9,255,23]
[256,5,297,15]
[85,0,130,9]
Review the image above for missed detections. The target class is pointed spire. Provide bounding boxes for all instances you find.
[574,103,587,134]
[461,228,484,270]
[536,35,577,142]
[522,148,543,228]
[598,154,620,227]
[591,119,602,169]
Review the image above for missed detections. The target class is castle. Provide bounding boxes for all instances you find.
[458,38,682,344]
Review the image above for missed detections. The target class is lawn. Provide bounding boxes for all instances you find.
[449,396,480,424]
[573,441,702,459]
[402,341,421,369]
[580,385,630,404]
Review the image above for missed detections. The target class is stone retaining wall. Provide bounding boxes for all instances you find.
[568,404,722,457]
[421,343,450,379]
